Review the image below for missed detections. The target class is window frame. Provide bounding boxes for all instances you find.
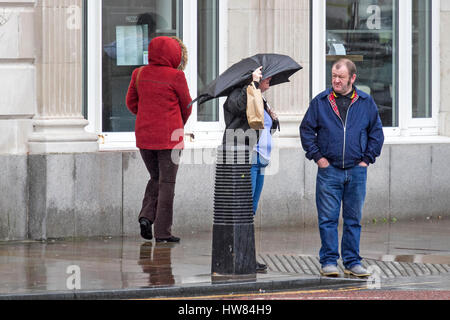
[85,0,227,150]
[405,0,440,136]
[184,0,227,143]
[311,0,440,138]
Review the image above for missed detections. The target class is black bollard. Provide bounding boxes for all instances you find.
[211,145,256,276]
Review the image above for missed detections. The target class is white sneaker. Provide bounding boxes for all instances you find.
[320,264,339,277]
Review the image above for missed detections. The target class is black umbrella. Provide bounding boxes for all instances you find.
[190,53,302,107]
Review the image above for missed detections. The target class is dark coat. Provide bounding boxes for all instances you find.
[222,82,277,147]
[300,87,384,169]
[126,36,192,150]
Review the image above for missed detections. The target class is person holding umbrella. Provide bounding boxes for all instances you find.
[222,67,279,148]
[192,54,302,276]
[221,67,280,273]
[223,66,280,212]
[228,68,280,215]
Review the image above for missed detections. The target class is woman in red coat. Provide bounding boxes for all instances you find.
[126,36,192,243]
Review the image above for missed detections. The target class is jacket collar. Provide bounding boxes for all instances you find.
[318,86,370,100]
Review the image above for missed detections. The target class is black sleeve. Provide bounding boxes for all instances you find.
[224,86,249,117]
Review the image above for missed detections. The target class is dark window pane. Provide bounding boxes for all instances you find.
[326,0,397,127]
[412,0,432,118]
[197,0,219,122]
[102,0,181,132]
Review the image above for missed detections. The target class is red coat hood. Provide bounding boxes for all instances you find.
[148,36,182,69]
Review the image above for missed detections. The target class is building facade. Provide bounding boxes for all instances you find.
[1,0,450,240]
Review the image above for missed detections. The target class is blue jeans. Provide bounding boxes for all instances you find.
[251,152,269,215]
[316,165,367,269]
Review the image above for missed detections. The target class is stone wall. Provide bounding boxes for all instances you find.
[2,143,450,241]
[0,1,35,154]
[0,155,28,240]
[0,0,97,155]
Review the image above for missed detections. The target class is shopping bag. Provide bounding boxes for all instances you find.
[246,82,265,130]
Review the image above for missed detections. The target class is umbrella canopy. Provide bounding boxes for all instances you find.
[190,54,302,107]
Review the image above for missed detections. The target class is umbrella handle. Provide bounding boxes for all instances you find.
[187,95,206,109]
[187,100,196,109]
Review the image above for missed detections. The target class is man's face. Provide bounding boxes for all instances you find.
[332,66,356,95]
[260,77,272,93]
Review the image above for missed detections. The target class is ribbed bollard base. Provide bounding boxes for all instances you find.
[211,146,256,275]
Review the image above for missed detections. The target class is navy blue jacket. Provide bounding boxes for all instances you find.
[300,87,384,169]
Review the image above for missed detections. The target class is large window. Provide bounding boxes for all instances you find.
[315,0,439,135]
[85,0,222,146]
[197,0,219,122]
[326,0,397,127]
[412,0,432,119]
[101,0,182,133]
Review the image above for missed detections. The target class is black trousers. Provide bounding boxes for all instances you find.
[139,149,180,238]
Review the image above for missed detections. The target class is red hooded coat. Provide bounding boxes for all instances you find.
[126,37,192,150]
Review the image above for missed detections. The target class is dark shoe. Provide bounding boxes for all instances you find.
[156,236,180,243]
[256,262,267,273]
[139,218,153,240]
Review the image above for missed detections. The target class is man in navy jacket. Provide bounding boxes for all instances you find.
[300,59,384,278]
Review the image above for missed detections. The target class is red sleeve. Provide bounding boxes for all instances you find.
[125,68,139,115]
[174,71,193,125]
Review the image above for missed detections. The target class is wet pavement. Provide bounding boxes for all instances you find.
[0,218,449,299]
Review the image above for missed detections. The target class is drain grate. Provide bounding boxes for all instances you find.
[259,254,450,279]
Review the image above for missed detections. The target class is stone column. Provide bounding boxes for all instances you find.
[440,1,450,137]
[28,0,98,154]
[227,0,311,146]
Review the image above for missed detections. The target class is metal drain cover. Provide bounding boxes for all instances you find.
[258,254,450,279]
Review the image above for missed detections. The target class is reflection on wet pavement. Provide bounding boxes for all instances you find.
[138,242,175,286]
[0,219,448,296]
